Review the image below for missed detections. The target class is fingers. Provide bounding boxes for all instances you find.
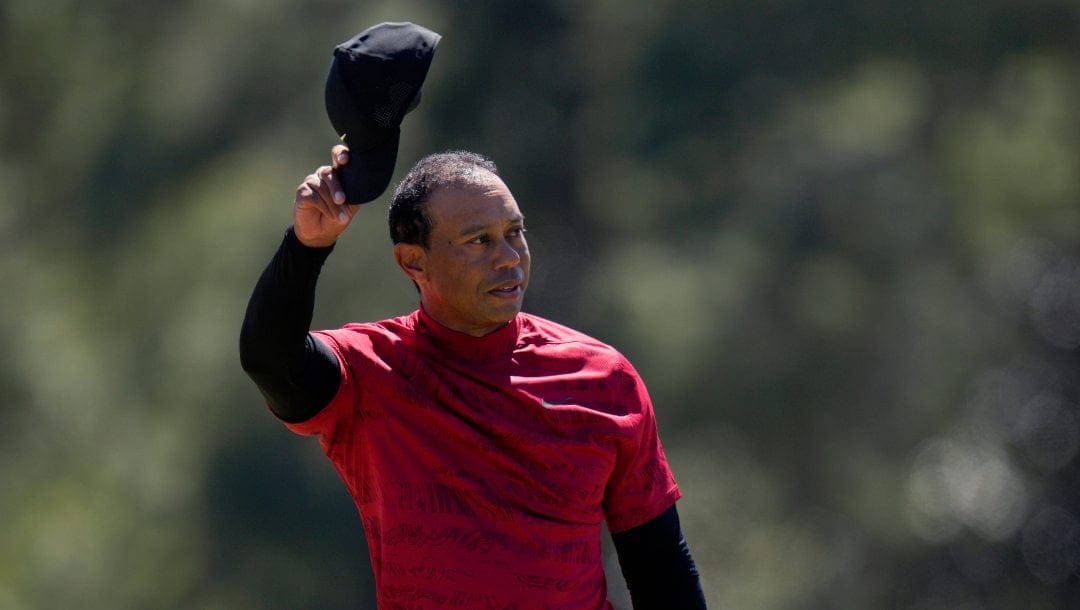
[331,145,349,171]
[328,146,349,204]
[295,169,330,214]
[291,148,358,247]
[322,165,347,205]
[299,167,350,220]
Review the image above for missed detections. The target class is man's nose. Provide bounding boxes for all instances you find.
[493,237,522,269]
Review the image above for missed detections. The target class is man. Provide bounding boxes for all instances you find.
[240,145,706,609]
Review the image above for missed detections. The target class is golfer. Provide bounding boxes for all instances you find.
[240,145,706,609]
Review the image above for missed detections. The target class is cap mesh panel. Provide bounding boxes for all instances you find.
[371,82,417,128]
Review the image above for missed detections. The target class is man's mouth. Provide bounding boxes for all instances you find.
[489,280,523,297]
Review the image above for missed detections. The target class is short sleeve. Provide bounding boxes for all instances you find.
[282,329,359,452]
[602,362,682,533]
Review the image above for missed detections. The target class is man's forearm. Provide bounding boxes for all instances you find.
[239,226,341,422]
[612,505,707,609]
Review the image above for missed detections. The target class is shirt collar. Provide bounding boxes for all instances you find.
[414,307,521,363]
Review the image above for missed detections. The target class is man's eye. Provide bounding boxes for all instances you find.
[469,235,489,244]
[509,228,527,238]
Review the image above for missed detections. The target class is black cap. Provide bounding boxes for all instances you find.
[325,22,441,204]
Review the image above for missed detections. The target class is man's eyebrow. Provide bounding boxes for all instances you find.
[457,215,525,238]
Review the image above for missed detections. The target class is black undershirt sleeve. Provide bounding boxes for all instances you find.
[239,226,343,423]
[612,505,708,609]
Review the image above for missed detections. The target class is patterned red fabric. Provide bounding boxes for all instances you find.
[286,309,681,609]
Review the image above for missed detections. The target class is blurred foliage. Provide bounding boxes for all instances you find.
[4,1,1080,608]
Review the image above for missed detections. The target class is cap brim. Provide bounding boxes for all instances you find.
[339,129,400,204]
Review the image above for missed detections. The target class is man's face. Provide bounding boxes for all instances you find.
[397,171,530,337]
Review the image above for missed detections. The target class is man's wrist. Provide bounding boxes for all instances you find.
[285,226,336,260]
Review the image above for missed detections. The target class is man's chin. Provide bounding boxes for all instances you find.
[486,302,524,325]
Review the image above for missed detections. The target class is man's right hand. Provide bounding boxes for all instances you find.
[293,145,359,248]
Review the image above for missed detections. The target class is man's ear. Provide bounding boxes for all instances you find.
[394,243,426,284]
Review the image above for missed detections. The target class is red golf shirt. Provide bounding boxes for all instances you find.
[286,308,681,609]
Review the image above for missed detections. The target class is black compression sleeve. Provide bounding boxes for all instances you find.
[611,505,707,609]
[239,226,342,423]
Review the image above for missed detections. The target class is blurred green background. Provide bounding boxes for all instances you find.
[4,1,1080,608]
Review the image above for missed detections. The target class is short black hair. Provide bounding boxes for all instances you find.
[388,150,500,247]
